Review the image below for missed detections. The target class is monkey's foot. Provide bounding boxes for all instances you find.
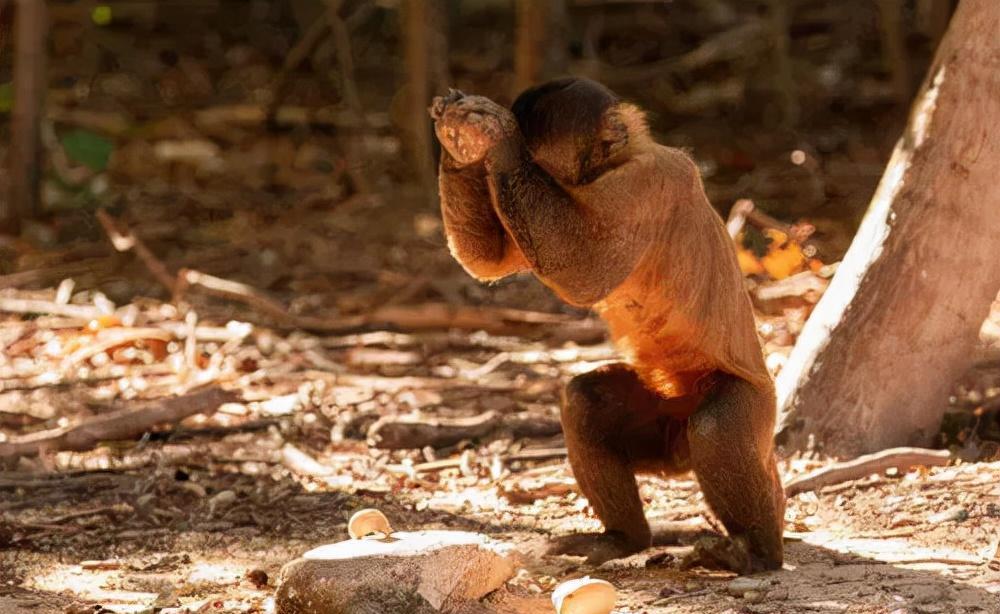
[547,531,647,565]
[680,534,776,575]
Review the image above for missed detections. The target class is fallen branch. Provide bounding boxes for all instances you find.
[503,413,563,439]
[784,447,952,497]
[175,267,603,338]
[367,410,563,450]
[368,411,502,450]
[1,363,174,394]
[0,257,115,290]
[48,503,133,524]
[328,372,530,392]
[412,447,568,474]
[0,386,238,460]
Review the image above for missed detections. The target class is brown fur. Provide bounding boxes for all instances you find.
[431,78,784,572]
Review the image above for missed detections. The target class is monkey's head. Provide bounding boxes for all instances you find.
[512,77,650,185]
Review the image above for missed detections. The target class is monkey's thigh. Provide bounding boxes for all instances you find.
[562,363,692,476]
[687,374,785,569]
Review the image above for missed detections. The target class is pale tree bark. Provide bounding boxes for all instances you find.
[775,0,1000,458]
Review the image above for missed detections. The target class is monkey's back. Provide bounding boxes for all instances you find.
[595,147,772,406]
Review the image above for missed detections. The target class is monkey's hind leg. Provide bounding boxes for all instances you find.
[557,363,684,562]
[687,374,785,572]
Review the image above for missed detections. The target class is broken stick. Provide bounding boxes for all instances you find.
[368,411,502,450]
[784,446,952,497]
[367,411,563,450]
[0,386,238,460]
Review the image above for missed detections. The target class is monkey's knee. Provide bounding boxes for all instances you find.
[688,376,775,449]
[561,365,633,432]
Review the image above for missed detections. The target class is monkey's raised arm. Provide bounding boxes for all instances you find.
[431,91,688,305]
[483,144,671,306]
[438,151,530,281]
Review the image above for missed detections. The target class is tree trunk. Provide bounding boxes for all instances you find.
[512,0,567,96]
[401,0,448,199]
[5,0,48,234]
[774,0,1000,458]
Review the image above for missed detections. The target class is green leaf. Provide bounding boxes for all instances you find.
[0,82,13,114]
[60,130,114,171]
[91,5,112,26]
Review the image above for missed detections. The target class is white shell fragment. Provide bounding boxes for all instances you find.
[552,577,617,614]
[347,508,393,539]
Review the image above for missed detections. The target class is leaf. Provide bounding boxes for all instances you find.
[91,5,113,26]
[0,82,12,114]
[760,229,806,280]
[61,130,114,171]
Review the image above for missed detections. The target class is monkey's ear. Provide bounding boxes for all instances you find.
[599,103,648,157]
[599,109,629,157]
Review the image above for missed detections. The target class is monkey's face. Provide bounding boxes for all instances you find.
[512,78,632,185]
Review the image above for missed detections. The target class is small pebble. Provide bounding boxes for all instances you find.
[743,589,765,603]
[726,577,770,596]
[927,506,968,523]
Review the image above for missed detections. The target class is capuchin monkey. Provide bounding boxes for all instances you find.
[429,78,784,573]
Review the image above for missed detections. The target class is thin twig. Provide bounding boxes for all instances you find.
[652,588,712,605]
[61,327,173,368]
[95,209,176,294]
[412,447,568,474]
[0,296,103,320]
[281,443,334,477]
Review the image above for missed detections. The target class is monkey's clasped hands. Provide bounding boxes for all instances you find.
[430,90,521,167]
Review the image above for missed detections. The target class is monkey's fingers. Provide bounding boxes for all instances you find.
[429,88,466,120]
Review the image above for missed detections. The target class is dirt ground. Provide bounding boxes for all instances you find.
[2,192,998,614]
[1,413,999,614]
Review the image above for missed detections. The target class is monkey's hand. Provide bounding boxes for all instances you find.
[430,92,520,167]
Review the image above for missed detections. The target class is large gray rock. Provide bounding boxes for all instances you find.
[275,530,516,614]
